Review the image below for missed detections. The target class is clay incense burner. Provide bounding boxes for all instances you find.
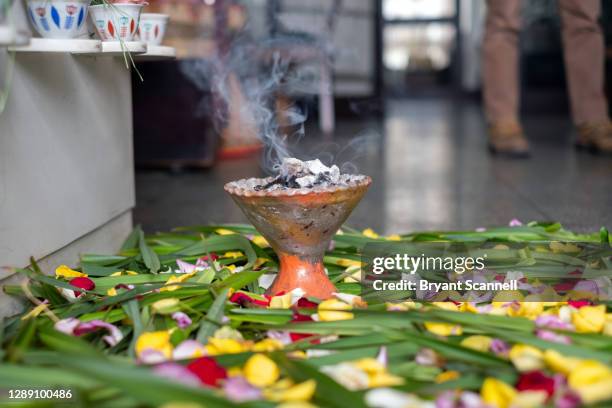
[224,176,371,299]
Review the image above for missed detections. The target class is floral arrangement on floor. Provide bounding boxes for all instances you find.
[1,221,611,408]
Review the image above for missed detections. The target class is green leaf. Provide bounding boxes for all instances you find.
[196,288,229,343]
[38,328,101,357]
[81,263,122,277]
[121,225,142,252]
[122,300,142,358]
[6,318,37,363]
[0,364,100,388]
[177,234,258,270]
[139,230,161,274]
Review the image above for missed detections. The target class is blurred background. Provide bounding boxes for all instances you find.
[132,0,612,234]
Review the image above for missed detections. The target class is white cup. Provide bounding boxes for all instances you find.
[26,0,91,39]
[138,13,168,45]
[89,3,143,42]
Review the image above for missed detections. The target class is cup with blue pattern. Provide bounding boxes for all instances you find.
[27,0,91,39]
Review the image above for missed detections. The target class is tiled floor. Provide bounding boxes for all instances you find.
[134,98,612,235]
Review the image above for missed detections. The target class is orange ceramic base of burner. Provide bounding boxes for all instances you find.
[266,253,336,299]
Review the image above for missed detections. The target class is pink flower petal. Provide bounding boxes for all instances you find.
[509,218,523,227]
[173,340,207,361]
[536,329,572,344]
[140,349,168,364]
[535,315,574,330]
[376,346,388,368]
[223,376,262,402]
[176,259,196,274]
[54,318,80,335]
[172,312,192,329]
[152,363,201,387]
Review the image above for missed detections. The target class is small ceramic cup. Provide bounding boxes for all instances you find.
[89,3,143,42]
[138,13,168,45]
[26,0,91,39]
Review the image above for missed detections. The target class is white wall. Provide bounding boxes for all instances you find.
[0,51,135,270]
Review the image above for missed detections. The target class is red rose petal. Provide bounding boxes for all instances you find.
[289,312,319,344]
[229,292,270,307]
[186,357,227,387]
[568,300,592,309]
[200,253,218,262]
[516,371,555,397]
[296,297,318,309]
[69,277,95,297]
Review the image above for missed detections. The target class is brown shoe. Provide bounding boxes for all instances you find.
[488,121,530,157]
[576,122,612,154]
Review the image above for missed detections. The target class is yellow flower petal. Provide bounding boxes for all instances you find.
[458,302,479,313]
[435,370,460,383]
[227,367,243,377]
[213,326,244,341]
[460,335,492,352]
[507,302,543,320]
[603,314,612,336]
[244,354,280,387]
[568,360,612,388]
[481,378,517,408]
[215,228,235,235]
[317,299,354,321]
[223,251,244,259]
[160,273,195,292]
[152,298,180,314]
[424,322,463,336]
[353,358,385,374]
[543,350,582,375]
[252,236,269,248]
[55,265,87,278]
[276,402,318,408]
[269,292,293,309]
[205,338,247,355]
[107,287,117,297]
[572,305,606,333]
[432,302,460,311]
[252,338,284,352]
[509,344,544,372]
[368,372,404,388]
[343,265,361,283]
[362,228,379,239]
[568,360,612,404]
[265,380,316,402]
[571,376,612,405]
[254,257,270,269]
[135,331,173,359]
[336,259,362,268]
[512,391,548,408]
[386,234,401,241]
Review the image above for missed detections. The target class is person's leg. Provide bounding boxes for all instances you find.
[482,0,522,124]
[482,0,529,156]
[558,0,607,125]
[559,0,612,153]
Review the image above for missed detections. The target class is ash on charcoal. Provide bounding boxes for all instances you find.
[229,158,364,192]
[254,158,347,191]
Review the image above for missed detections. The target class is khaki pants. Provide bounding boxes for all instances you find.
[483,0,609,125]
